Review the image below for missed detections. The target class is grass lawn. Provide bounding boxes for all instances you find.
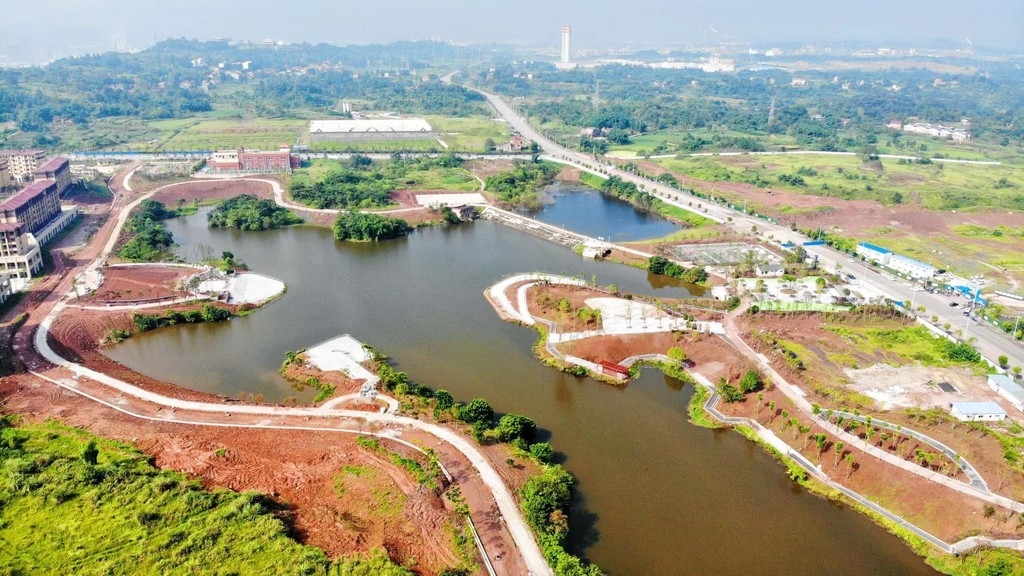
[309,138,444,153]
[140,118,309,152]
[652,153,1024,211]
[823,324,986,371]
[426,115,511,152]
[0,418,412,575]
[392,166,478,191]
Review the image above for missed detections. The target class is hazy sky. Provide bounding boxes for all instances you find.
[4,0,1022,59]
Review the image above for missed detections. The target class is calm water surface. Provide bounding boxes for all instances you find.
[107,193,936,576]
[525,182,680,242]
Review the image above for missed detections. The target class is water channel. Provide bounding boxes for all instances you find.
[107,190,936,575]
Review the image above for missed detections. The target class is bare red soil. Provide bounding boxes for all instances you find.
[150,179,274,206]
[78,265,195,304]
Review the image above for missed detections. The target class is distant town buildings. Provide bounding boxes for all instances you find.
[888,120,971,142]
[650,56,735,73]
[0,149,47,183]
[206,146,299,173]
[309,118,436,142]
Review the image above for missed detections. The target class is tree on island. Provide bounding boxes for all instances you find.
[207,194,302,231]
[333,210,412,242]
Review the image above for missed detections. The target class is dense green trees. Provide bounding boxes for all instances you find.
[118,200,178,262]
[332,211,412,242]
[496,414,538,443]
[457,399,494,426]
[484,161,562,210]
[647,256,709,284]
[290,168,394,210]
[207,194,302,231]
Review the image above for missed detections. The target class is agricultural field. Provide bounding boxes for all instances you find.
[137,118,310,152]
[652,153,1024,211]
[426,115,512,152]
[309,137,443,153]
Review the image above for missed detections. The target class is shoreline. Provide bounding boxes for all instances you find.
[484,273,1024,573]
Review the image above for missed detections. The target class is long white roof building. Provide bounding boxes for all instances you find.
[309,118,433,134]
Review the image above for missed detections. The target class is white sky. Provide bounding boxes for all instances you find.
[4,0,1022,59]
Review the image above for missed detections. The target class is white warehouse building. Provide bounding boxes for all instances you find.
[989,374,1024,412]
[949,401,1007,422]
[888,254,937,279]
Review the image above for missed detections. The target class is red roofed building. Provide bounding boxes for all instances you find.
[598,360,630,380]
[33,157,72,196]
[207,146,299,173]
[1,180,61,235]
[0,178,77,279]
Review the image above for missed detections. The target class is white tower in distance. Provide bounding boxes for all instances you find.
[560,26,572,64]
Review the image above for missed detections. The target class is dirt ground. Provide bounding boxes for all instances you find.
[78,266,195,304]
[149,179,274,206]
[634,158,1024,286]
[465,159,516,180]
[733,310,1024,503]
[844,363,1008,411]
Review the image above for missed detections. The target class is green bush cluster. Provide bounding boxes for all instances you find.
[333,210,412,242]
[485,161,561,210]
[132,305,231,333]
[118,200,178,262]
[647,256,709,284]
[207,194,302,231]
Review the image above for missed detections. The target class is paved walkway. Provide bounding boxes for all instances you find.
[828,409,989,491]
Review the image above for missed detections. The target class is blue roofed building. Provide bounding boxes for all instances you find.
[888,254,937,279]
[855,242,891,265]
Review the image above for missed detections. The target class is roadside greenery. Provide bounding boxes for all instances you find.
[118,200,179,262]
[207,194,302,231]
[0,417,412,575]
[332,210,412,242]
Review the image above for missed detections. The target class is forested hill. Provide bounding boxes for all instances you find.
[0,39,492,147]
